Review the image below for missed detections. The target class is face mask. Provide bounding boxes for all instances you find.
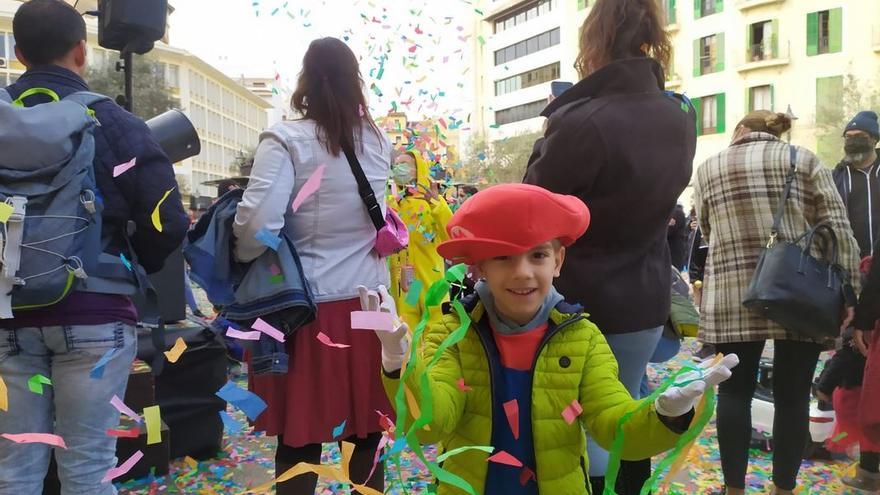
[392,163,414,185]
[845,135,876,155]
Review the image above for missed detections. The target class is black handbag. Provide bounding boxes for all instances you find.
[742,146,856,340]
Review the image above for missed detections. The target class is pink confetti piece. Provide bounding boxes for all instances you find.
[562,400,584,425]
[317,332,351,349]
[269,264,282,276]
[226,327,262,341]
[291,164,326,212]
[503,399,519,440]
[350,311,397,332]
[358,104,365,117]
[112,157,137,178]
[251,318,286,342]
[520,466,536,486]
[487,450,522,467]
[1,433,67,449]
[110,394,142,423]
[102,450,144,483]
[456,378,472,392]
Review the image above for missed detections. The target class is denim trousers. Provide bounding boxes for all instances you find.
[586,326,664,476]
[0,322,137,495]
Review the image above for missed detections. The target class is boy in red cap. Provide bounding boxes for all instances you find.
[362,184,738,495]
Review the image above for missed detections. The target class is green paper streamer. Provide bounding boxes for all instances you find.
[445,264,467,284]
[436,445,494,463]
[27,374,52,395]
[405,279,424,307]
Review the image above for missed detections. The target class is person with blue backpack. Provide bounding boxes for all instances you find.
[0,1,188,494]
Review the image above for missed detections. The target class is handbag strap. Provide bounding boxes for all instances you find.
[768,146,798,247]
[341,143,385,232]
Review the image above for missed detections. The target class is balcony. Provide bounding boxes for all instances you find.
[737,41,790,73]
[736,0,785,11]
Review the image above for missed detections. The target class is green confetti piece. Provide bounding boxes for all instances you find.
[436,445,494,463]
[269,274,284,284]
[405,279,424,307]
[832,431,848,442]
[425,279,450,307]
[445,263,467,283]
[477,35,485,46]
[27,374,52,395]
[474,8,483,15]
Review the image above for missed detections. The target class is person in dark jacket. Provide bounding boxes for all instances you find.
[522,0,696,492]
[0,2,187,493]
[832,111,880,257]
[668,204,688,271]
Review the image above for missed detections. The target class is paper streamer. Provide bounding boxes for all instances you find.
[1,432,67,449]
[164,337,187,364]
[150,187,175,233]
[215,381,267,421]
[487,450,522,467]
[252,318,286,342]
[562,400,583,425]
[0,374,8,411]
[316,332,350,349]
[102,450,144,483]
[255,229,282,251]
[143,405,162,445]
[291,164,326,212]
[106,427,140,438]
[241,441,383,495]
[226,327,262,340]
[350,311,397,332]
[445,263,467,283]
[405,279,423,307]
[435,445,494,463]
[27,374,52,394]
[112,157,137,177]
[110,395,142,423]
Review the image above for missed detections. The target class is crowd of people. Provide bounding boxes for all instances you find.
[1,1,879,495]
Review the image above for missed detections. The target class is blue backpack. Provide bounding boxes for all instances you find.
[0,88,137,318]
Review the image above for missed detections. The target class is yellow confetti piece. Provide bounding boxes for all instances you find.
[184,456,198,470]
[0,203,12,224]
[163,337,187,364]
[150,187,176,233]
[0,375,7,411]
[143,405,162,445]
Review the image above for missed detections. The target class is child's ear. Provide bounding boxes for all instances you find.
[554,246,566,277]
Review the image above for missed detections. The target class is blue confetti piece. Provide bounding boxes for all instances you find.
[255,229,281,251]
[332,419,347,439]
[89,347,118,379]
[215,381,267,421]
[219,410,242,435]
[119,253,132,271]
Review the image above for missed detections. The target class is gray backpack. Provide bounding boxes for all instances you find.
[0,88,133,319]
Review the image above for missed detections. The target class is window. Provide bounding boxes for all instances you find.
[693,33,724,76]
[748,21,777,61]
[494,1,556,33]
[495,100,547,126]
[0,33,6,59]
[494,62,561,96]
[692,93,726,136]
[494,28,560,66]
[807,9,842,56]
[166,64,179,89]
[665,0,677,25]
[749,85,773,112]
[696,0,721,18]
[9,34,16,61]
[577,0,588,10]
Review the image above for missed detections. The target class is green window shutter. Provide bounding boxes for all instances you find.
[694,0,701,19]
[829,8,843,53]
[770,85,775,111]
[746,25,753,58]
[693,97,703,136]
[715,0,723,14]
[715,33,725,72]
[746,88,752,114]
[670,0,677,24]
[771,19,779,58]
[693,39,702,77]
[716,93,727,134]
[807,12,819,56]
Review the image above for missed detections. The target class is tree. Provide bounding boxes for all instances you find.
[815,73,880,166]
[231,147,256,176]
[85,54,175,121]
[460,130,543,186]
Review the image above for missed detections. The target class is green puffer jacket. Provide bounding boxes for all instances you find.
[383,301,685,495]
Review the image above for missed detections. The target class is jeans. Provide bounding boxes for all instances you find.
[715,340,822,491]
[587,326,664,476]
[0,322,137,495]
[640,334,683,398]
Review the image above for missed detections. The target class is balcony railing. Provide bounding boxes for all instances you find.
[738,40,790,72]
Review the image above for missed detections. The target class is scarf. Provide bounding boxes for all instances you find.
[475,280,564,335]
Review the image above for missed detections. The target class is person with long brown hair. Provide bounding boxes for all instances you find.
[233,38,392,494]
[694,111,861,495]
[523,0,697,493]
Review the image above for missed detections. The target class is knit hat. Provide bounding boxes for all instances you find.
[437,184,590,265]
[844,111,880,140]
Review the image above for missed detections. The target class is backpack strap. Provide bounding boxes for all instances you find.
[0,89,11,104]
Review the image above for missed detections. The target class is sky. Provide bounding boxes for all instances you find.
[169,0,478,126]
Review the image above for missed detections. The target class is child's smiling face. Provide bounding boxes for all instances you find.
[477,241,565,326]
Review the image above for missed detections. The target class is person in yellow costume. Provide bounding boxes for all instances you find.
[388,150,454,330]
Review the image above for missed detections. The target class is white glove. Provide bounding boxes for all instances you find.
[358,285,410,372]
[654,353,739,417]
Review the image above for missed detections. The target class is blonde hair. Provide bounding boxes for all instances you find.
[737,111,792,138]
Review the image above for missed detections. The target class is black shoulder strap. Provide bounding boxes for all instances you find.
[769,146,798,245]
[341,144,385,232]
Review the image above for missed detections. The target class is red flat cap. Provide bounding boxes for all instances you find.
[437,184,590,264]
